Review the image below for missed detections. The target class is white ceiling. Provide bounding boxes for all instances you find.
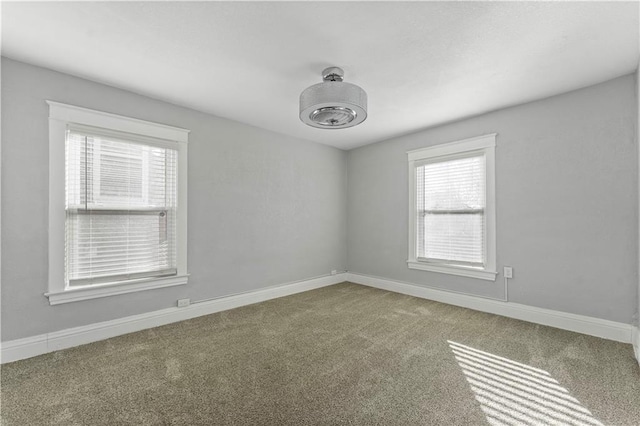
[2,2,639,150]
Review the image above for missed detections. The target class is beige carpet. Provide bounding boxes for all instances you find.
[2,282,639,425]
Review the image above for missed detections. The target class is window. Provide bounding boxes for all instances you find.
[407,134,497,281]
[47,102,189,304]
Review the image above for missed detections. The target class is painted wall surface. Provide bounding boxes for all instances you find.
[636,64,640,361]
[1,58,348,341]
[637,65,640,333]
[347,75,638,323]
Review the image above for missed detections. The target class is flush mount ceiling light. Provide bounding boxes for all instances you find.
[299,67,367,129]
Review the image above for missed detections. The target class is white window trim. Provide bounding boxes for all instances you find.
[407,133,497,281]
[46,101,190,305]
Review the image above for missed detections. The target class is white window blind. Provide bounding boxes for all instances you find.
[65,128,178,287]
[416,153,486,266]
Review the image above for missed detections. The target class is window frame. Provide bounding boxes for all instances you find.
[47,101,189,305]
[407,134,497,281]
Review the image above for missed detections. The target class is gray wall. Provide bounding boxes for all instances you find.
[1,58,348,341]
[2,57,637,343]
[637,65,640,330]
[347,75,638,324]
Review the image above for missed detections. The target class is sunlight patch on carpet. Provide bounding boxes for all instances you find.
[448,340,603,426]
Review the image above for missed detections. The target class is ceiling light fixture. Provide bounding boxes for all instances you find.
[299,67,367,129]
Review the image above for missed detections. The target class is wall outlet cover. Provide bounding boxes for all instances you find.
[503,267,513,278]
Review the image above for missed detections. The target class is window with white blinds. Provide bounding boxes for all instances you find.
[407,134,497,281]
[416,154,485,266]
[65,129,178,286]
[48,101,188,304]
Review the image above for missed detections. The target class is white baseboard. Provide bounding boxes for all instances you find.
[347,272,633,344]
[2,272,632,364]
[633,326,640,365]
[1,273,346,364]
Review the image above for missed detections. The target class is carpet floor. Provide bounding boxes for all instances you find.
[1,282,639,425]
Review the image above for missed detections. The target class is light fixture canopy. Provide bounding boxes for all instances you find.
[300,67,367,129]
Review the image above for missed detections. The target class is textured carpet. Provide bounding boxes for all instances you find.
[1,282,639,425]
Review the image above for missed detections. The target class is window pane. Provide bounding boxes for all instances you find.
[67,133,176,210]
[66,212,176,285]
[65,129,178,286]
[421,213,484,264]
[422,155,485,211]
[98,142,144,198]
[417,154,486,264]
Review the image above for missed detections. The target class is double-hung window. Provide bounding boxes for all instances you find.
[407,134,497,281]
[47,102,189,304]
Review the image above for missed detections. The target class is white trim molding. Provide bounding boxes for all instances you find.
[407,133,497,281]
[347,272,633,344]
[406,133,497,162]
[46,101,190,143]
[406,260,497,281]
[47,101,189,305]
[1,273,346,364]
[633,326,640,365]
[45,275,189,305]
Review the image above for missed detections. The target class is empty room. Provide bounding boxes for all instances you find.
[1,1,639,425]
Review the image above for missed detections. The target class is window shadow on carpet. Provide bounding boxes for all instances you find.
[448,340,603,426]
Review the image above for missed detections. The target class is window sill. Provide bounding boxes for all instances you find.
[45,274,189,305]
[407,260,497,281]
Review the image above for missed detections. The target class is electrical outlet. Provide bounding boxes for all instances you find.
[177,298,190,308]
[331,270,337,275]
[503,267,513,279]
